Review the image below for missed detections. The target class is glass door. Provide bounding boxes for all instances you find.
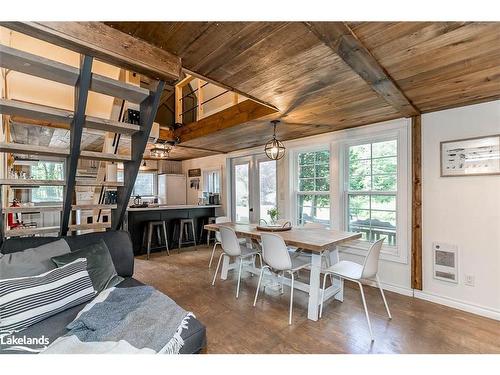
[231,155,277,224]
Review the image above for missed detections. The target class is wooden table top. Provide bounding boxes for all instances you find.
[204,222,362,252]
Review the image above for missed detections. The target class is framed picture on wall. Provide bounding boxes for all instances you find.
[440,134,500,177]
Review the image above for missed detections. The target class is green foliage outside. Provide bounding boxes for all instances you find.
[30,162,64,202]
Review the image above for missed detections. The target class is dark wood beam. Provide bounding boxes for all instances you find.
[112,80,165,230]
[61,55,93,236]
[1,22,181,82]
[411,115,423,290]
[304,22,420,118]
[171,99,278,143]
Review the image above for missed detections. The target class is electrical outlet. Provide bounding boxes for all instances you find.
[464,274,475,287]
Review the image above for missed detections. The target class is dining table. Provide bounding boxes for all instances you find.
[204,222,362,321]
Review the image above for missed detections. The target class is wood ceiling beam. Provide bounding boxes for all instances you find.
[0,22,182,82]
[304,22,420,117]
[165,99,278,144]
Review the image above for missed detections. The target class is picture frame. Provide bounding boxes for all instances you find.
[440,134,500,177]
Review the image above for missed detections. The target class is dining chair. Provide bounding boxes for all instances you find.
[319,238,392,341]
[208,216,231,268]
[253,232,311,325]
[211,226,262,298]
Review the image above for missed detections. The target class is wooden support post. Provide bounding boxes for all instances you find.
[175,85,183,124]
[60,55,93,236]
[411,115,423,290]
[197,79,204,120]
[112,80,165,230]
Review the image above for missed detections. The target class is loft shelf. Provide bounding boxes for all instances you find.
[0,44,150,103]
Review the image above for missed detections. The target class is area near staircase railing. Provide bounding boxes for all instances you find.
[0,32,170,239]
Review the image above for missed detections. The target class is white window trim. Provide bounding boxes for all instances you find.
[335,122,410,264]
[290,145,332,226]
[286,118,411,264]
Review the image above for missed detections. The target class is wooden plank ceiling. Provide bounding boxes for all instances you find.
[63,22,500,159]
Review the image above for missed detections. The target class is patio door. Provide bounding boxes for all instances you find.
[231,155,277,224]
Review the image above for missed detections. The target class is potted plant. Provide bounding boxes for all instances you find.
[267,207,279,224]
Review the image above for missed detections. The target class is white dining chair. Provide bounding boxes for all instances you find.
[208,216,231,268]
[253,232,311,325]
[211,226,262,298]
[319,238,392,341]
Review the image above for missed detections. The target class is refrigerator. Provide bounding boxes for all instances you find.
[157,174,187,205]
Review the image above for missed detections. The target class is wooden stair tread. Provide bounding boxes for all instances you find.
[75,180,123,187]
[0,99,141,135]
[72,204,117,210]
[0,142,131,162]
[68,223,111,231]
[0,44,150,103]
[0,179,65,186]
[2,205,62,213]
[5,226,60,237]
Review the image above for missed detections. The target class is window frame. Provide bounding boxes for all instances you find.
[344,136,399,248]
[337,126,410,264]
[117,170,158,198]
[29,161,65,204]
[292,146,332,227]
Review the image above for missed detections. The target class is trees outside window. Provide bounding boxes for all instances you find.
[347,139,397,246]
[30,162,64,203]
[296,150,330,226]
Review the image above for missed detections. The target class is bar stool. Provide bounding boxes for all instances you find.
[142,220,170,260]
[173,218,197,252]
[199,216,216,245]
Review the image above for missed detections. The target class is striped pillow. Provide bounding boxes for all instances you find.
[0,258,95,333]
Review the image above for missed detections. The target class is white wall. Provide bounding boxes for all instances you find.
[182,154,227,216]
[419,100,500,319]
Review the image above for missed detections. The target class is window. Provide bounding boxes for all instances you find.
[30,161,64,203]
[203,169,220,194]
[296,150,330,226]
[346,139,397,246]
[117,171,157,197]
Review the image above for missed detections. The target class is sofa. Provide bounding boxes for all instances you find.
[0,230,206,354]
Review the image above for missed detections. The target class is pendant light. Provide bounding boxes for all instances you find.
[150,142,172,159]
[264,120,286,160]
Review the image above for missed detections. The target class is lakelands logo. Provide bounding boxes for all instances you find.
[0,331,50,353]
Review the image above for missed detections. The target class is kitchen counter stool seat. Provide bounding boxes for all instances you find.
[142,220,170,260]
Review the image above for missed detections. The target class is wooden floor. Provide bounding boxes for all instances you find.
[134,245,500,354]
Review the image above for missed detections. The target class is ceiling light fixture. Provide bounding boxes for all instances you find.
[150,142,172,159]
[264,120,285,160]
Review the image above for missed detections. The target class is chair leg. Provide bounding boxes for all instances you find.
[236,257,243,299]
[358,282,374,341]
[289,272,295,325]
[279,272,284,295]
[146,223,153,260]
[178,222,183,253]
[212,253,225,286]
[376,275,392,319]
[162,222,170,256]
[191,222,197,249]
[253,266,266,306]
[156,225,161,250]
[209,242,220,268]
[319,272,329,319]
[255,252,263,269]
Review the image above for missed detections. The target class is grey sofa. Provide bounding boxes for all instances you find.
[0,230,206,354]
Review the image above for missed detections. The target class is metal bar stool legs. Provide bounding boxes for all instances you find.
[176,218,197,252]
[144,220,170,260]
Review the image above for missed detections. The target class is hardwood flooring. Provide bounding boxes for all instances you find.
[133,245,500,354]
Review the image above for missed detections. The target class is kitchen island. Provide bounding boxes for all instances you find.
[126,205,221,256]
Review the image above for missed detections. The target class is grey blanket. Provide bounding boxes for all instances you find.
[43,286,193,354]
